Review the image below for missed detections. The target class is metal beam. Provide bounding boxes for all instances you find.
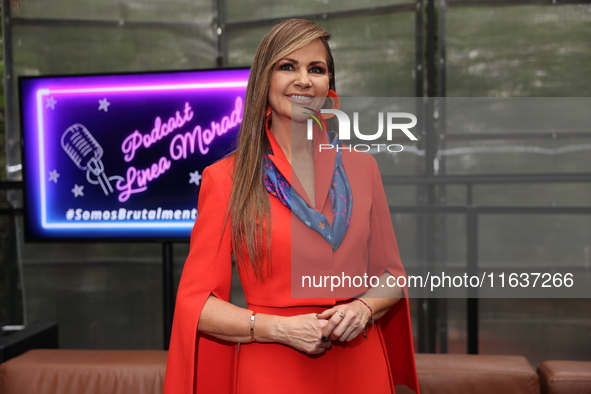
[390,205,591,214]
[382,173,591,185]
[447,0,591,7]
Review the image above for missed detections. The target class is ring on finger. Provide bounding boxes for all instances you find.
[337,311,344,318]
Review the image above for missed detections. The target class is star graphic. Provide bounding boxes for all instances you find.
[48,169,60,183]
[98,98,111,112]
[71,184,84,197]
[45,97,57,110]
[318,222,326,230]
[189,170,202,186]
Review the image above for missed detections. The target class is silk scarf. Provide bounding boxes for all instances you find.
[262,130,353,250]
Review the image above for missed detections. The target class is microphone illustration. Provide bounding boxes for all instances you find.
[61,123,114,196]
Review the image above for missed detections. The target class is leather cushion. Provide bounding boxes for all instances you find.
[416,353,540,394]
[0,349,167,394]
[538,360,591,394]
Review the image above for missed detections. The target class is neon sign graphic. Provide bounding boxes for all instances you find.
[21,69,250,239]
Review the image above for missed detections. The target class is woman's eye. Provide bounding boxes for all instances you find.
[278,63,294,71]
[309,66,326,74]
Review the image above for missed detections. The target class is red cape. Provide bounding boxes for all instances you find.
[164,131,419,393]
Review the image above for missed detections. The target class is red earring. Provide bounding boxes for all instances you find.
[322,90,340,119]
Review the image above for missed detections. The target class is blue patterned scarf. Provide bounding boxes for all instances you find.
[262,131,353,250]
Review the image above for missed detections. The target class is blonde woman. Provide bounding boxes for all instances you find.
[164,18,419,394]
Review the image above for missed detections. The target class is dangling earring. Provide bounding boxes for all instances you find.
[322,90,340,119]
[265,105,272,118]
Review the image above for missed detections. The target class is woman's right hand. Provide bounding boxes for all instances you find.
[273,313,331,355]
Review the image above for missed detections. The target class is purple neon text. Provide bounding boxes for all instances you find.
[115,97,243,203]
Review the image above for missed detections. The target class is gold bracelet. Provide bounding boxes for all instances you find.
[356,298,374,338]
[250,312,257,342]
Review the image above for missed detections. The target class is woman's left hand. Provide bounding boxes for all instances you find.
[316,300,371,342]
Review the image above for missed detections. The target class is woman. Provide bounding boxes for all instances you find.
[164,18,419,394]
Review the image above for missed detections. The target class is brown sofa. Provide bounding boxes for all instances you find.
[538,361,591,394]
[0,349,589,394]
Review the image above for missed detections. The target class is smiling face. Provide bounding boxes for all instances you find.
[268,39,330,125]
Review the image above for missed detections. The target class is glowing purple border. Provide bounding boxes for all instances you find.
[28,72,248,233]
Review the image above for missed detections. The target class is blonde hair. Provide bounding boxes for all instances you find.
[229,19,334,280]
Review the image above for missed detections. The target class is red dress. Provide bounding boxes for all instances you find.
[163,128,419,394]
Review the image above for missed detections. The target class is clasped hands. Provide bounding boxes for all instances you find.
[285,300,372,355]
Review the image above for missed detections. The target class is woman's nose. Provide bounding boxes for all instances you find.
[295,70,312,87]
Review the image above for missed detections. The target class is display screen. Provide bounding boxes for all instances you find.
[20,68,249,240]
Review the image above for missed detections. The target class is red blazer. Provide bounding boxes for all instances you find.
[163,129,419,394]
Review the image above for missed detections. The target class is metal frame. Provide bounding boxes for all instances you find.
[419,0,440,354]
[436,0,449,353]
[0,181,22,325]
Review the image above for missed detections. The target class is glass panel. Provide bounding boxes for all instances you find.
[226,0,414,23]
[13,25,215,75]
[445,4,591,97]
[0,191,9,209]
[443,214,467,270]
[393,213,422,271]
[384,185,419,206]
[226,25,268,68]
[227,12,417,97]
[385,184,469,206]
[475,183,591,206]
[480,298,591,365]
[20,240,161,262]
[449,297,591,360]
[375,148,423,176]
[14,0,213,24]
[443,98,591,135]
[443,139,591,175]
[322,13,416,97]
[479,214,591,269]
[409,297,420,350]
[446,298,467,353]
[18,226,172,348]
[379,183,467,207]
[22,260,163,349]
[174,244,189,301]
[394,213,467,273]
[439,185,466,205]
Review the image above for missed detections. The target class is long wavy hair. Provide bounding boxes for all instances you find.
[229,19,335,280]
